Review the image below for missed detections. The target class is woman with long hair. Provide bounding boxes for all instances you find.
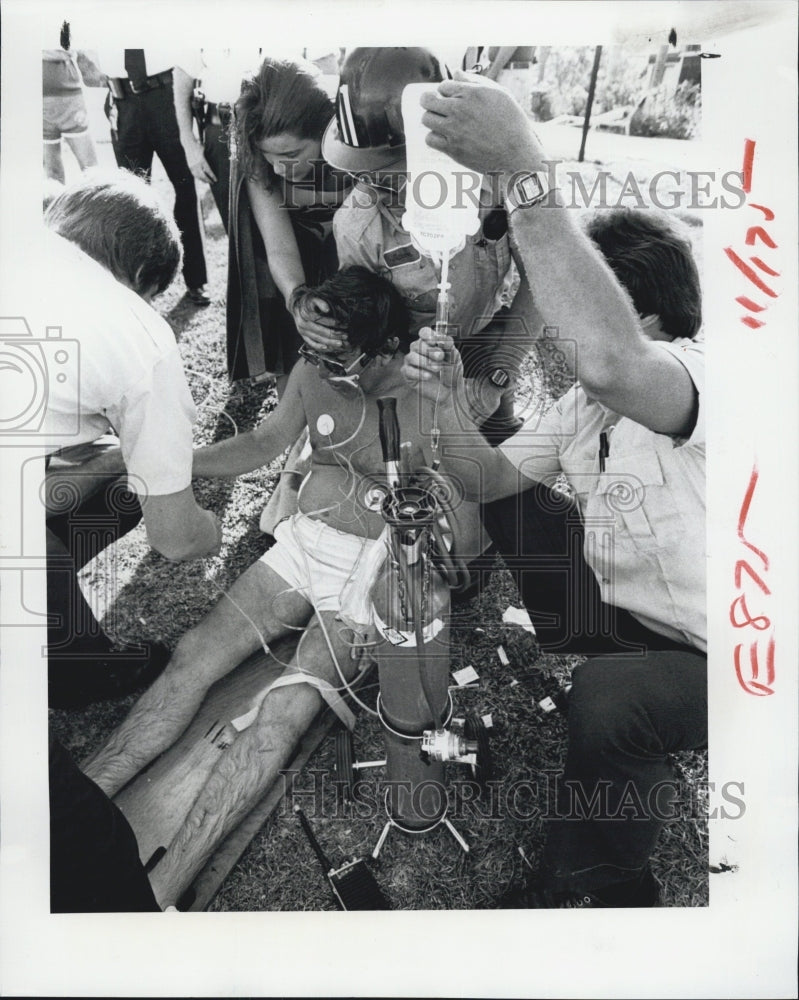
[227,57,350,384]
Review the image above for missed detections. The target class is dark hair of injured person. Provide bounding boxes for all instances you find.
[585,208,702,341]
[293,265,412,356]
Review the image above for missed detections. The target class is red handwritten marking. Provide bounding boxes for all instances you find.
[734,559,771,595]
[729,593,770,630]
[736,466,769,568]
[745,226,778,248]
[741,138,755,194]
[749,203,774,221]
[728,141,780,327]
[724,248,778,298]
[751,256,780,277]
[734,636,775,696]
[735,296,766,313]
[731,465,775,695]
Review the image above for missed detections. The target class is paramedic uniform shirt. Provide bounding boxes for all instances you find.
[499,338,706,652]
[42,231,196,498]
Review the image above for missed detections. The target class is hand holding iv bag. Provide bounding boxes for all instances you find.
[401,83,483,263]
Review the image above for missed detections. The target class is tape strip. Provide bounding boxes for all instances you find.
[231,671,356,733]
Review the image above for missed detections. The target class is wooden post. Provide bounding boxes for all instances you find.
[650,43,669,88]
[578,45,602,163]
[535,46,550,83]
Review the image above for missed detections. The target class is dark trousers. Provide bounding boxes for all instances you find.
[46,477,143,701]
[110,83,207,288]
[203,120,231,232]
[482,483,707,893]
[50,737,158,911]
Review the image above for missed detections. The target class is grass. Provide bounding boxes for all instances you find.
[48,166,708,911]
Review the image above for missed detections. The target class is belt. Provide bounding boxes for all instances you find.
[206,101,233,126]
[107,69,174,99]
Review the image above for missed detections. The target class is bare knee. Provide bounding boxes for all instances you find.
[171,626,204,665]
[167,625,231,691]
[255,684,322,742]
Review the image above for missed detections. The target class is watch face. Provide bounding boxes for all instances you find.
[518,173,545,202]
[489,367,510,388]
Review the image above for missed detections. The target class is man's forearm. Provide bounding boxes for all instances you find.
[172,67,198,142]
[193,406,302,478]
[420,80,645,395]
[433,397,522,503]
[507,196,643,395]
[166,507,220,560]
[193,430,280,479]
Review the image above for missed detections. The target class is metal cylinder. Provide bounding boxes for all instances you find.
[375,618,450,828]
[372,512,451,828]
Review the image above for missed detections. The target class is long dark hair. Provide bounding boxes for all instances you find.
[234,58,334,191]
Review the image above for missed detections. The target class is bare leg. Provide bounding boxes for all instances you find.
[43,142,65,184]
[65,130,99,171]
[148,610,360,908]
[82,561,314,796]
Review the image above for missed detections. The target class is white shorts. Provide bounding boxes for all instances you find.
[259,513,376,613]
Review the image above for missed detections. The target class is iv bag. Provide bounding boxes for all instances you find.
[400,82,483,262]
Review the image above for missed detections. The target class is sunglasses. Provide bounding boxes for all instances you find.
[298,344,374,381]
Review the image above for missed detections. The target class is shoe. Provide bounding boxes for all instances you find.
[48,641,172,709]
[499,868,661,909]
[185,286,211,306]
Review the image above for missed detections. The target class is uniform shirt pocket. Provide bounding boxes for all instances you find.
[592,448,679,551]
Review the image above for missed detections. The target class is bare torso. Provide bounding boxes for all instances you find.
[295,362,432,538]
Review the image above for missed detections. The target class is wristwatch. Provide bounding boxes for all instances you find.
[504,171,550,215]
[488,367,510,388]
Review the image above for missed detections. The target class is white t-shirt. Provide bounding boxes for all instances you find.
[42,231,196,498]
[175,49,264,105]
[174,49,326,104]
[499,337,706,651]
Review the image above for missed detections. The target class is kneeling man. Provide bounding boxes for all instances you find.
[404,74,707,907]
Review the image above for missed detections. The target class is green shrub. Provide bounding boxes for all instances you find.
[530,46,648,121]
[630,82,701,139]
[528,47,701,140]
[529,85,555,121]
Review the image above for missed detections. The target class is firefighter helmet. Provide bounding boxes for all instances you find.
[322,47,445,171]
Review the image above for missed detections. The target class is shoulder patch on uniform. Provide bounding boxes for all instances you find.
[383,242,422,269]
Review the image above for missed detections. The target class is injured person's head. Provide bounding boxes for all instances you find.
[293,266,412,388]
